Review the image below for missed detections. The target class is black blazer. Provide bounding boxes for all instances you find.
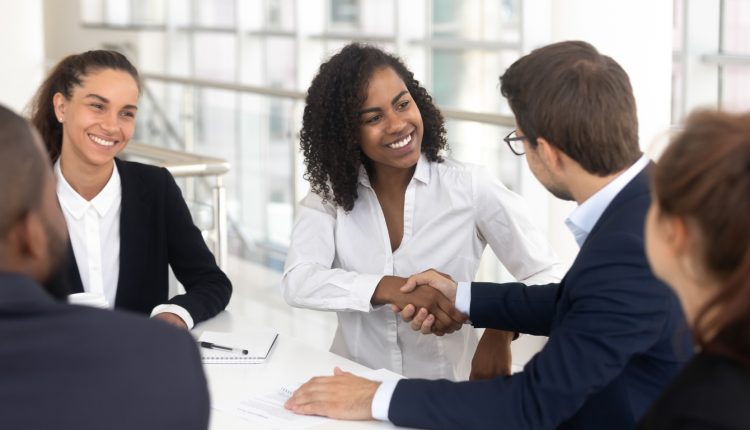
[55,158,232,324]
[0,273,210,429]
[389,165,694,430]
[638,352,750,430]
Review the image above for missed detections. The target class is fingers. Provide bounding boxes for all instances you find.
[410,309,431,331]
[400,277,418,293]
[399,304,417,322]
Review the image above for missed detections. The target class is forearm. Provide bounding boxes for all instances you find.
[281,263,382,312]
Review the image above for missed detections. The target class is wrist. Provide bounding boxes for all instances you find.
[371,276,403,305]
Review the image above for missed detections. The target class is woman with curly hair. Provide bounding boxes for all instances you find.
[639,110,750,429]
[282,43,563,380]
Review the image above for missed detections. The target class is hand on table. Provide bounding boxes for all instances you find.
[470,329,514,379]
[284,367,380,420]
[152,312,189,330]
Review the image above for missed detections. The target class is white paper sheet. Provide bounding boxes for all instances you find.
[213,368,403,429]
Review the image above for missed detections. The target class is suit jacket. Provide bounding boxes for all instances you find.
[0,273,210,430]
[638,352,750,430]
[54,158,231,324]
[389,166,693,430]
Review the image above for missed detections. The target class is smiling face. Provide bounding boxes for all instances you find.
[358,66,424,174]
[53,68,139,170]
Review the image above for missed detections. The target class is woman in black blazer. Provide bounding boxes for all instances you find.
[30,50,231,329]
[639,110,750,429]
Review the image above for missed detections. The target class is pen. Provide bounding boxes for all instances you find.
[199,341,249,355]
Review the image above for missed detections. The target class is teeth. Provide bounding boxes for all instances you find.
[89,134,115,147]
[387,134,412,149]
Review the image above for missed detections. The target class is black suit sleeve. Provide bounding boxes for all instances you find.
[389,231,677,430]
[470,281,559,335]
[161,168,232,324]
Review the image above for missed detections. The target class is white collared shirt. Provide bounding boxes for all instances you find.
[282,155,564,381]
[55,160,122,308]
[564,154,650,246]
[55,160,193,328]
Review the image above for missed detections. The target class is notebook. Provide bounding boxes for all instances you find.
[198,330,279,364]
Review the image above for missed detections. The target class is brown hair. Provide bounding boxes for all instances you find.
[28,50,140,162]
[653,110,750,368]
[500,40,641,176]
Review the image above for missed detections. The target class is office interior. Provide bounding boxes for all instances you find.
[1,0,748,364]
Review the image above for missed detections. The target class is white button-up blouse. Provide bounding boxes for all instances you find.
[282,155,564,380]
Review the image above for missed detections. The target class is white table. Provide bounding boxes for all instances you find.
[193,311,412,430]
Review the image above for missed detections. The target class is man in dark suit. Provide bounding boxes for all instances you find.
[0,105,210,429]
[285,41,693,429]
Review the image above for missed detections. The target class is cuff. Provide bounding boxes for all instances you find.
[456,282,472,316]
[355,273,385,312]
[371,380,398,421]
[151,304,195,329]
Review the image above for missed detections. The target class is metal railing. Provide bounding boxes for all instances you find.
[122,142,230,269]
[139,73,516,126]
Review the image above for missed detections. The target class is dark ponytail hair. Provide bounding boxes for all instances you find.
[652,110,750,368]
[29,50,140,162]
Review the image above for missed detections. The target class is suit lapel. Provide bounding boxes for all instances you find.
[581,163,652,249]
[113,158,152,308]
[62,241,84,293]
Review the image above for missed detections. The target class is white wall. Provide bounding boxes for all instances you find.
[0,0,44,113]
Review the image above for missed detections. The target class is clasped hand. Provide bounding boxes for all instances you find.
[391,269,466,336]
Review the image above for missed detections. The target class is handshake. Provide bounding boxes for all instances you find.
[373,269,468,336]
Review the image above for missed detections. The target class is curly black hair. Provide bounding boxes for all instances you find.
[300,43,448,211]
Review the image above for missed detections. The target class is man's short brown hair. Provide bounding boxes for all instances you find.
[500,41,641,176]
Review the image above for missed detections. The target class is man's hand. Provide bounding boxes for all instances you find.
[400,269,458,302]
[152,312,189,330]
[470,329,514,380]
[284,367,379,420]
[373,276,465,334]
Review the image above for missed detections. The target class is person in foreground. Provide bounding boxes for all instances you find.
[0,104,209,429]
[29,50,231,329]
[285,41,692,429]
[637,110,750,429]
[281,43,563,381]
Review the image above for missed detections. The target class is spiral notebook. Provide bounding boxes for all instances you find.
[198,330,279,364]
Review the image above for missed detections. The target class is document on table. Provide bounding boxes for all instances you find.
[214,368,403,429]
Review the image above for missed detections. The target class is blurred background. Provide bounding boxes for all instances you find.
[1,0,748,360]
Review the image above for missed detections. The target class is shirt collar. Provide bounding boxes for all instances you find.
[358,153,431,189]
[565,154,651,247]
[55,160,121,219]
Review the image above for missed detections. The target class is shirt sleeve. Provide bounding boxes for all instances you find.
[371,380,398,421]
[472,165,565,284]
[151,304,195,329]
[281,192,383,312]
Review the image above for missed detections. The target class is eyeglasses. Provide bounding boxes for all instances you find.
[503,130,528,156]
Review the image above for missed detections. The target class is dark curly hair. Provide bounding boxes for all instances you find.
[300,43,447,211]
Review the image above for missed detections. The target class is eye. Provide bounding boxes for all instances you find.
[89,103,104,111]
[364,114,382,125]
[396,100,410,110]
[121,110,136,119]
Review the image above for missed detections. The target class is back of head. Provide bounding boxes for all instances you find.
[653,110,750,367]
[0,105,46,247]
[28,50,140,162]
[500,40,641,176]
[300,43,446,211]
